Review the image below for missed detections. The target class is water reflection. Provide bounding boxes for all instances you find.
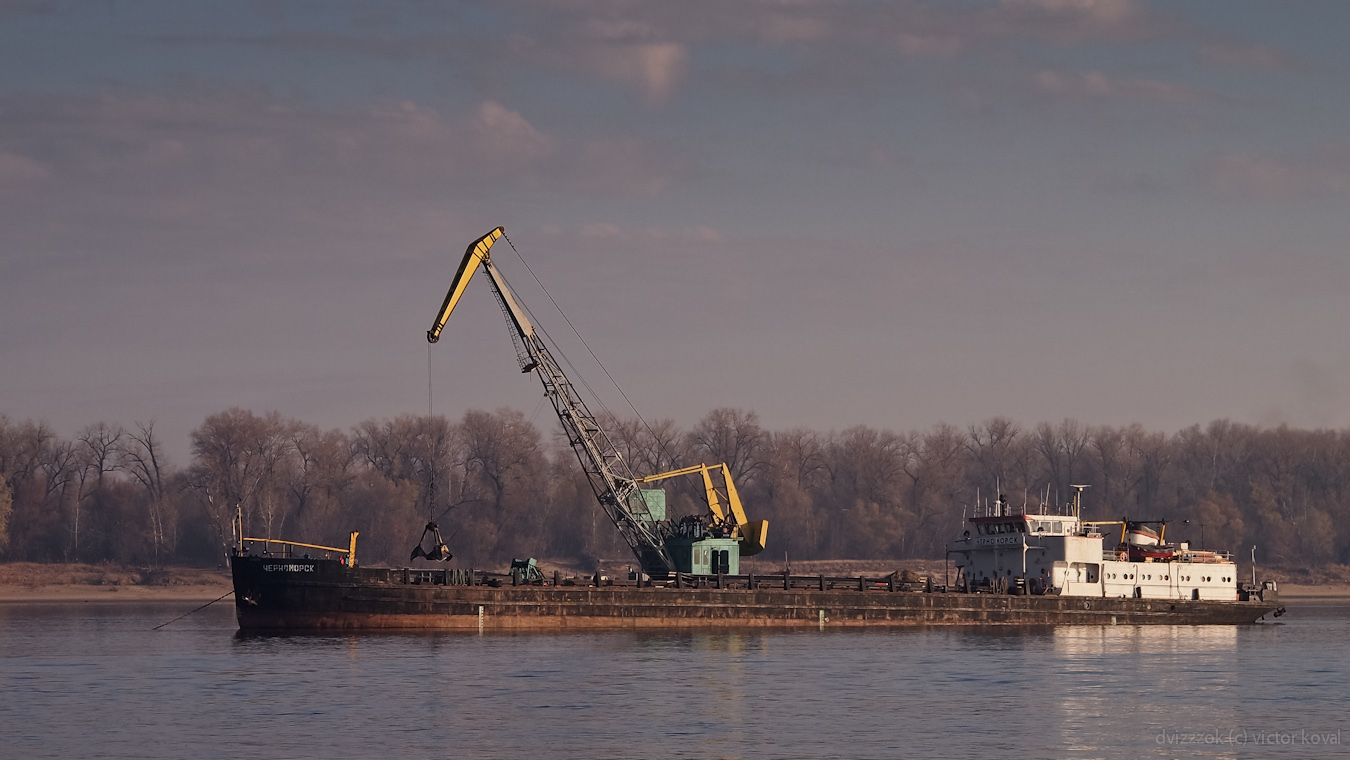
[4,604,1346,760]
[1050,626,1241,758]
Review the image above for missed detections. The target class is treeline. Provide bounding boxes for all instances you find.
[0,409,1347,569]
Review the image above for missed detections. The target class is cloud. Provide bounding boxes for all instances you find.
[1199,147,1350,200]
[566,136,690,197]
[1032,69,1205,103]
[895,32,966,59]
[0,86,681,198]
[471,101,555,161]
[571,222,724,244]
[600,42,688,104]
[0,86,689,274]
[579,222,623,240]
[1199,41,1297,70]
[992,0,1158,44]
[0,150,49,183]
[194,1,1177,103]
[518,15,689,103]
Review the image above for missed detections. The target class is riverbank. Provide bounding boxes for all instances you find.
[0,562,230,603]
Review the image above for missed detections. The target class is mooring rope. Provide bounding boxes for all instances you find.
[152,589,234,630]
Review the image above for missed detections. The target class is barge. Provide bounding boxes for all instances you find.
[230,555,1278,631]
[230,531,1279,632]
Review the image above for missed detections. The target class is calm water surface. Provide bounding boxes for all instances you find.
[1,601,1346,759]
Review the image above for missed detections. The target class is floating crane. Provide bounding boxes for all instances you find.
[428,227,766,578]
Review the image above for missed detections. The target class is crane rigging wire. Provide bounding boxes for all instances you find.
[494,266,621,424]
[501,233,680,474]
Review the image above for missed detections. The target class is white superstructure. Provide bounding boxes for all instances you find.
[950,492,1239,601]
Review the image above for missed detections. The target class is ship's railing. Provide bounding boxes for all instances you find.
[242,534,358,565]
[665,572,940,593]
[401,568,477,586]
[1099,549,1234,563]
[395,568,951,593]
[1178,550,1233,562]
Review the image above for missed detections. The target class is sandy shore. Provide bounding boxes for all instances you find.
[0,562,232,603]
[1275,583,1350,601]
[0,584,232,603]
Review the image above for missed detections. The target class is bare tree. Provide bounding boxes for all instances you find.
[66,423,124,561]
[118,421,176,566]
[288,424,354,543]
[690,408,765,486]
[1035,419,1091,510]
[188,408,294,562]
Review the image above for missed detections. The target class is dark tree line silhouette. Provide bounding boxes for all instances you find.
[0,409,1345,569]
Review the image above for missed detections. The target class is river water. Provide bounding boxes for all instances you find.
[1,600,1346,759]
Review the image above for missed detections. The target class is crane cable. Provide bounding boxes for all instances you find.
[501,233,680,473]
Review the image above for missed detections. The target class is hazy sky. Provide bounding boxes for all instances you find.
[3,1,1349,463]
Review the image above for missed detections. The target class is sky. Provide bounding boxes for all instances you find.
[3,0,1350,464]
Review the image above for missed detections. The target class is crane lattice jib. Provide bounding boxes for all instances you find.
[427,227,675,576]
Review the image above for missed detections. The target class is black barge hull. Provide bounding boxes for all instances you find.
[231,556,1279,631]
